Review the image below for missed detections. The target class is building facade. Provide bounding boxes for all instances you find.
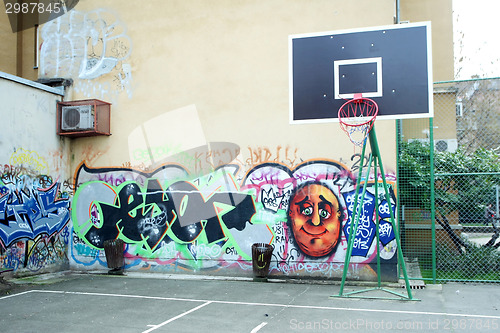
[0,0,454,280]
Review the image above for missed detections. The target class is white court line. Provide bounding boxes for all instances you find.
[32,289,203,303]
[23,290,500,320]
[142,301,212,333]
[251,322,268,333]
[0,290,35,300]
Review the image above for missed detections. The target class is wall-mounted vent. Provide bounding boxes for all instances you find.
[61,105,94,131]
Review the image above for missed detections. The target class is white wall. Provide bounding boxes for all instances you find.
[0,72,71,275]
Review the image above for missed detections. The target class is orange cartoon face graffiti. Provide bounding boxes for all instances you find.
[287,183,343,257]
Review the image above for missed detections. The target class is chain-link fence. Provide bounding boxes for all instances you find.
[399,78,500,283]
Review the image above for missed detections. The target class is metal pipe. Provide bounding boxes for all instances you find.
[436,172,500,176]
[395,0,400,24]
[435,76,500,84]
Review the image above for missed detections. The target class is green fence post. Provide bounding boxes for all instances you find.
[430,117,436,284]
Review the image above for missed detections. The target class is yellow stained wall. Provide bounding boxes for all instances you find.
[19,26,38,81]
[400,0,456,142]
[0,11,39,80]
[400,0,454,81]
[0,9,17,74]
[0,0,456,278]
[43,0,398,174]
[403,89,457,141]
[26,0,454,176]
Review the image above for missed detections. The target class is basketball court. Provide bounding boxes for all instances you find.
[1,272,499,332]
[0,21,486,333]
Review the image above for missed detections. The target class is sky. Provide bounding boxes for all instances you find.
[453,0,500,79]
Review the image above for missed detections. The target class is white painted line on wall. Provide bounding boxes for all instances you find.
[251,321,268,333]
[28,290,500,320]
[142,301,212,333]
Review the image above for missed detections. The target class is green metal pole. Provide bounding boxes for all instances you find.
[339,139,367,295]
[429,117,437,283]
[396,119,404,263]
[369,125,414,299]
[374,156,381,288]
[339,141,373,295]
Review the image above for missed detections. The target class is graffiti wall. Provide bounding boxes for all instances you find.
[0,75,71,275]
[0,165,70,272]
[71,157,398,281]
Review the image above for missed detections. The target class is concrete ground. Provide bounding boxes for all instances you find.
[1,271,499,332]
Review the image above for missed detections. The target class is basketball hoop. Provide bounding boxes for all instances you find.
[338,95,379,147]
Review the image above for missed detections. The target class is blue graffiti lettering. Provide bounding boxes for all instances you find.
[0,182,70,246]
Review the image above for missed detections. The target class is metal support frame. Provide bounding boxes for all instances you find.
[331,125,419,301]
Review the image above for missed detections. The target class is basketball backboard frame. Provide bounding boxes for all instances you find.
[289,22,433,124]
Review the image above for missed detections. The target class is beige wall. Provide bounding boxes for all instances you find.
[0,0,457,279]
[37,0,400,174]
[400,0,454,82]
[0,0,455,174]
[0,11,39,80]
[19,26,38,81]
[0,9,17,75]
[400,0,456,143]
[29,0,456,279]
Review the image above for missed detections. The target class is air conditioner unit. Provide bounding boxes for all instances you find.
[408,138,458,153]
[435,139,458,153]
[61,105,94,131]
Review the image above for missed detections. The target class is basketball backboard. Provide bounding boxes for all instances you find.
[289,22,433,124]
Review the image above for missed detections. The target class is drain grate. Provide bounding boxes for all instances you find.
[400,258,426,289]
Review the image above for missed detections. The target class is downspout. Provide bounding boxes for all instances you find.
[395,0,400,24]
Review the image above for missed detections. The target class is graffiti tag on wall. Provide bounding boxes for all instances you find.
[0,158,70,273]
[0,171,70,247]
[40,9,133,101]
[72,159,397,278]
[241,161,397,269]
[1,229,69,272]
[72,163,270,269]
[75,179,256,250]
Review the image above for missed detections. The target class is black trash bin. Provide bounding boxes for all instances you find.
[103,239,125,275]
[251,243,274,281]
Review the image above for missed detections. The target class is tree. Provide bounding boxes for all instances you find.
[399,140,500,252]
[456,79,500,153]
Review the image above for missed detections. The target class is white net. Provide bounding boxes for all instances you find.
[338,98,378,147]
[340,122,373,147]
